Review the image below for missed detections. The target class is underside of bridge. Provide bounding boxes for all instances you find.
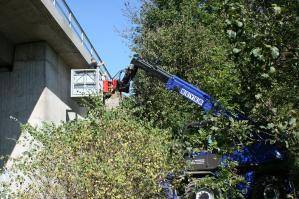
[0,0,92,71]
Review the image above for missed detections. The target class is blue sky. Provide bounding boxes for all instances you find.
[66,0,138,76]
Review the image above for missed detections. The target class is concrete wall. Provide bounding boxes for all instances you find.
[0,32,13,69]
[0,42,85,167]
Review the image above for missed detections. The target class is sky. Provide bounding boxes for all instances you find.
[65,0,138,76]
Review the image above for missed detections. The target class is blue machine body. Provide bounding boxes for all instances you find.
[164,76,288,197]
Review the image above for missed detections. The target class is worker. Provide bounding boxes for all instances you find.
[90,58,97,69]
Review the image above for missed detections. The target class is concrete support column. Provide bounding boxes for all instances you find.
[0,42,85,167]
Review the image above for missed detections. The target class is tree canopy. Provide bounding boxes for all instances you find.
[127,0,299,190]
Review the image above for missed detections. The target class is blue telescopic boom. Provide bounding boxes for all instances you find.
[124,56,239,119]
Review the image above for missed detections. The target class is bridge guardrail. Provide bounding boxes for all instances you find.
[51,0,112,79]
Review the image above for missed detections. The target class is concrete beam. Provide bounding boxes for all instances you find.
[0,0,95,69]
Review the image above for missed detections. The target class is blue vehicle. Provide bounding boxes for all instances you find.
[106,55,295,198]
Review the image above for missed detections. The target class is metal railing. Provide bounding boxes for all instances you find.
[51,0,112,79]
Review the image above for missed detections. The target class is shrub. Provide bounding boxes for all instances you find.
[2,98,182,198]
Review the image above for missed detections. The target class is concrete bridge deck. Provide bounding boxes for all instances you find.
[0,0,110,76]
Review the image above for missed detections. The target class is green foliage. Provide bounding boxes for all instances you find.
[126,0,299,195]
[171,155,246,198]
[219,0,298,118]
[217,0,299,182]
[188,162,244,198]
[1,98,183,198]
[129,0,241,133]
[181,116,254,154]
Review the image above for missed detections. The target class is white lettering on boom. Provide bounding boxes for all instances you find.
[180,88,204,106]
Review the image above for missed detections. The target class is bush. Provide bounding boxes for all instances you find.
[2,98,182,198]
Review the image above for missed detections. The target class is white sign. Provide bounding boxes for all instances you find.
[180,88,204,106]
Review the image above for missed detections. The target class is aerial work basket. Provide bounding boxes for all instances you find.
[71,68,102,97]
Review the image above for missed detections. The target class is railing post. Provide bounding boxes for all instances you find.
[51,0,111,79]
[81,32,84,44]
[68,12,72,27]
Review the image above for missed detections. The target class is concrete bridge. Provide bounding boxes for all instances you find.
[0,0,109,167]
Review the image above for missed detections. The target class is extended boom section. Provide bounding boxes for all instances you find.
[166,76,215,113]
[129,56,232,117]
